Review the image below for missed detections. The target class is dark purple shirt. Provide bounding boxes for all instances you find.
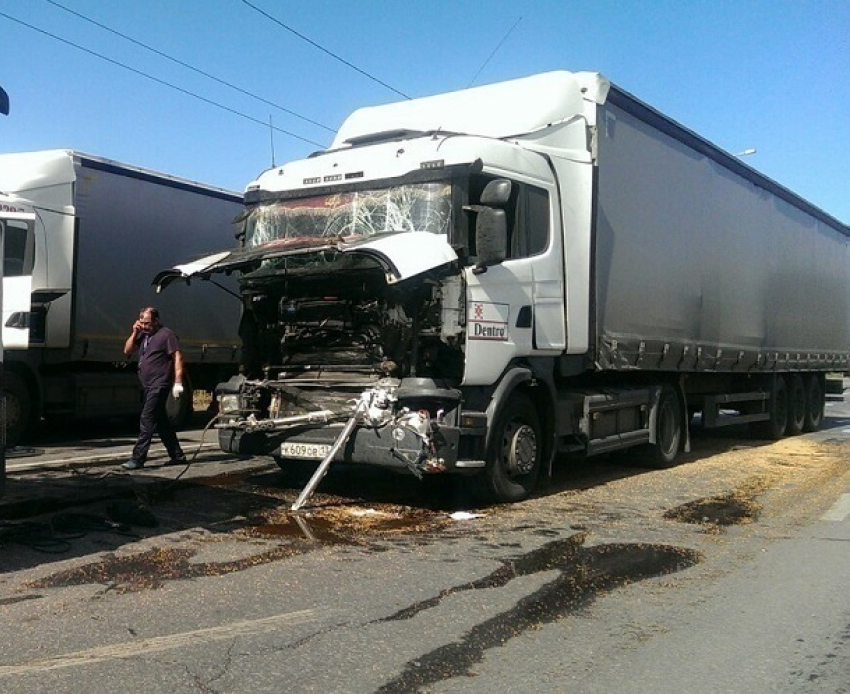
[137,326,180,389]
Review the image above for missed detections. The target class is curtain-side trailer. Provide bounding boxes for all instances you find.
[0,150,243,446]
[159,71,850,503]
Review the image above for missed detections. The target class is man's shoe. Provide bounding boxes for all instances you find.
[122,459,145,470]
[167,455,188,466]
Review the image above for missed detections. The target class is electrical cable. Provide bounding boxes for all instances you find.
[50,512,137,537]
[468,16,522,87]
[239,0,411,100]
[44,0,335,134]
[118,411,226,507]
[0,520,72,553]
[0,10,325,147]
[0,513,139,554]
[166,411,225,486]
[1,412,233,553]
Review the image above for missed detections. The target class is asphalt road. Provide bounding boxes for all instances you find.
[0,386,847,693]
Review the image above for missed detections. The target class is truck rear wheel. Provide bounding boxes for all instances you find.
[802,374,824,432]
[786,374,806,436]
[474,393,541,504]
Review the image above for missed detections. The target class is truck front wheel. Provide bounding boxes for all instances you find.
[3,372,33,448]
[474,393,542,504]
[636,383,682,468]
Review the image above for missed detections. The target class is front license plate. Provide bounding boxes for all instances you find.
[280,442,333,460]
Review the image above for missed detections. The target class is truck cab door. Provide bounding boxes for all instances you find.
[1,213,35,349]
[463,178,564,385]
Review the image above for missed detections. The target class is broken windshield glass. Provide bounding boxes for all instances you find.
[245,182,452,249]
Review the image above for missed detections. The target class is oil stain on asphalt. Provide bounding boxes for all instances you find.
[376,535,702,692]
[22,504,453,593]
[664,491,761,529]
[25,545,301,593]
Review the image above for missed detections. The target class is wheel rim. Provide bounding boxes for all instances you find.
[502,421,538,476]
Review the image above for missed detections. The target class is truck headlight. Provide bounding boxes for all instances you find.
[218,393,241,414]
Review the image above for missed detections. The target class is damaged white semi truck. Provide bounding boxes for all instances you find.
[159,71,850,503]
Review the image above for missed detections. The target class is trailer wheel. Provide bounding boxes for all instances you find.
[3,372,33,448]
[637,384,682,468]
[753,377,788,440]
[474,393,541,503]
[802,374,824,432]
[786,375,806,436]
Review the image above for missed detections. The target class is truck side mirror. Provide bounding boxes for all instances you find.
[471,179,511,274]
[473,208,507,273]
[480,179,511,207]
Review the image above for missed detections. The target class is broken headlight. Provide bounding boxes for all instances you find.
[218,393,241,414]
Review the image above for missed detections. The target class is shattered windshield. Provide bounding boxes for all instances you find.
[245,182,452,249]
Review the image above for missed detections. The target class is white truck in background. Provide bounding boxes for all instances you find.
[1,87,9,492]
[0,150,243,446]
[0,197,21,494]
[160,71,850,503]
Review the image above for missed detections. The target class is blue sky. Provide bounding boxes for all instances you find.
[1,0,848,223]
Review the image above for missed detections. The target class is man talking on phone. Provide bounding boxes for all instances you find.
[121,306,186,470]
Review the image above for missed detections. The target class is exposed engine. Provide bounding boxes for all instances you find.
[223,256,465,460]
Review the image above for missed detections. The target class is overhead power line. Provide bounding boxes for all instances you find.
[468,16,522,87]
[0,10,325,147]
[239,0,411,100]
[44,0,334,133]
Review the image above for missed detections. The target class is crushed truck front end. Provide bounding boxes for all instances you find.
[210,137,488,479]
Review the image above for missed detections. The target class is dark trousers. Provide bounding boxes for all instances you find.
[131,386,184,464]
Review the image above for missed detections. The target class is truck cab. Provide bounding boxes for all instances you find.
[0,198,33,492]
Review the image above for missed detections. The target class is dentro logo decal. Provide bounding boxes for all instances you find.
[469,302,509,341]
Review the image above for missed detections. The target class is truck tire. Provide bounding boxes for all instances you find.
[636,383,682,468]
[474,393,542,504]
[786,374,806,436]
[3,372,33,448]
[802,374,824,432]
[753,377,788,440]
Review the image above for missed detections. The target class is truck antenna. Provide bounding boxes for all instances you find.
[269,114,276,167]
[468,16,522,87]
